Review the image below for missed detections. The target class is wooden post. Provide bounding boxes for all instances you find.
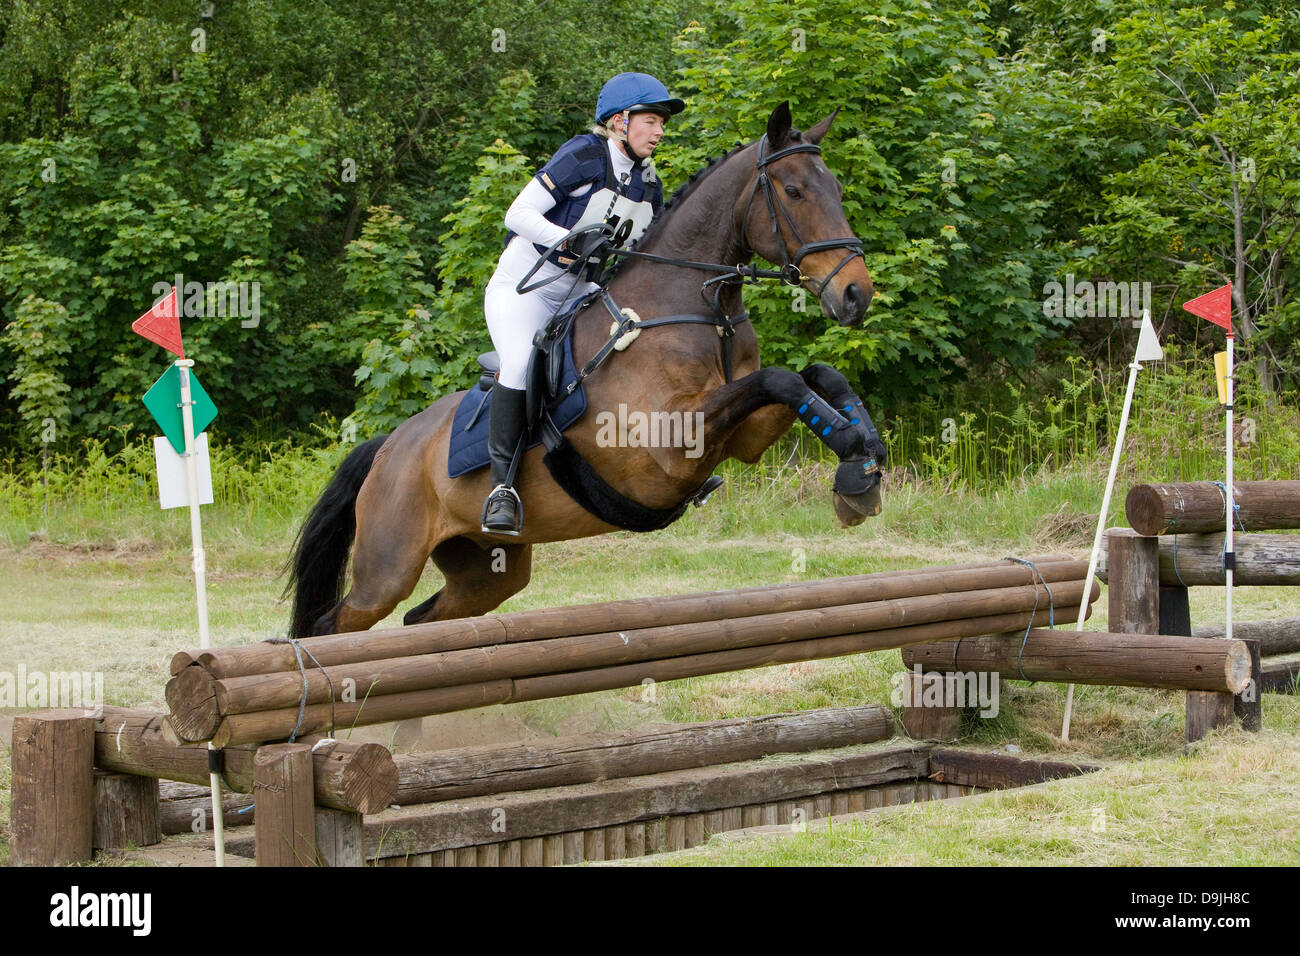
[10,710,96,866]
[253,742,318,867]
[1107,530,1160,634]
[93,771,162,851]
[1186,692,1235,743]
[314,808,364,867]
[1233,638,1262,732]
[898,671,961,740]
[1158,586,1191,636]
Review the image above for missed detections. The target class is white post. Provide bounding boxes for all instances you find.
[176,359,225,867]
[1225,333,1234,642]
[1060,357,1143,741]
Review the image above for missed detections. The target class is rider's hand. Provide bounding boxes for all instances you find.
[566,224,614,260]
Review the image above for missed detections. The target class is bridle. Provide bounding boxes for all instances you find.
[740,137,866,297]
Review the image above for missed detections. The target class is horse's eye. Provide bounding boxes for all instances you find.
[784,184,802,200]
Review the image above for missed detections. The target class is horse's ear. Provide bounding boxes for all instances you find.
[766,101,792,149]
[804,107,840,145]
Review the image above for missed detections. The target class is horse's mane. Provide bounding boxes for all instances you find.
[604,139,752,279]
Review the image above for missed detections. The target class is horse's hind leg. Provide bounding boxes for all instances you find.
[403,536,533,625]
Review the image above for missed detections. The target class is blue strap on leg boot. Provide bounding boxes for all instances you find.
[793,391,881,496]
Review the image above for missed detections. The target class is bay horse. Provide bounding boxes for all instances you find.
[286,102,887,638]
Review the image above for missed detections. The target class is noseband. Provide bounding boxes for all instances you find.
[741,139,865,296]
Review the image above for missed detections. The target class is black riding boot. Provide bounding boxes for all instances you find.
[482,382,527,534]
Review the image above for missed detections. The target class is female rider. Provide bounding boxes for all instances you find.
[480,72,684,534]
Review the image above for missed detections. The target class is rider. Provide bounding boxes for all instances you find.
[480,72,684,534]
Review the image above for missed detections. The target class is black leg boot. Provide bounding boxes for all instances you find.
[481,382,527,534]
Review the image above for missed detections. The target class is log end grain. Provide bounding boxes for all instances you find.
[165,666,222,742]
[1126,484,1174,537]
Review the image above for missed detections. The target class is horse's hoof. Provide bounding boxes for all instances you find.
[833,486,882,527]
[833,492,868,527]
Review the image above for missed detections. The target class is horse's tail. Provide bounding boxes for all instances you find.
[282,434,390,638]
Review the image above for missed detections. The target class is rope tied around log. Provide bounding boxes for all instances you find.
[263,637,338,742]
[1001,557,1057,682]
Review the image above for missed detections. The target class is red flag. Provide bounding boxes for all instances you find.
[132,286,185,358]
[1183,283,1232,331]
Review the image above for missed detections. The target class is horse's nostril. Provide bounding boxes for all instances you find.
[844,283,867,315]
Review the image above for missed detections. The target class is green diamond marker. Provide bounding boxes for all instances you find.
[143,364,218,455]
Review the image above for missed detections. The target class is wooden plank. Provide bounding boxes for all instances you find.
[521,838,543,867]
[11,710,95,866]
[542,836,563,866]
[477,843,500,867]
[314,808,363,867]
[583,829,605,862]
[604,826,626,861]
[1126,481,1300,536]
[645,820,666,854]
[92,771,161,851]
[928,749,1101,789]
[501,841,522,866]
[666,817,687,850]
[392,705,893,804]
[684,814,706,848]
[562,832,584,864]
[253,743,316,867]
[625,823,647,858]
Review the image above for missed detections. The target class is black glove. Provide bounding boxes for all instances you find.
[567,224,614,260]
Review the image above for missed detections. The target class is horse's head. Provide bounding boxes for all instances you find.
[739,102,873,327]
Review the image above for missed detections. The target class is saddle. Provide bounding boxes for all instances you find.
[448,291,724,531]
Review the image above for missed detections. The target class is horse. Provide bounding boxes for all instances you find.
[286,101,887,638]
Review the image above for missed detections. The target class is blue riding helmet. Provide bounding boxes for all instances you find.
[595,72,685,124]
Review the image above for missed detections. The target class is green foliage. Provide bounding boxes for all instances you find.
[2,295,73,451]
[664,0,1081,402]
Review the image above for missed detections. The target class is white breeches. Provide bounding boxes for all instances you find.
[484,237,598,389]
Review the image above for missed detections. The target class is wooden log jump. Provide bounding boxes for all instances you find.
[165,559,1098,747]
[899,630,1253,693]
[1126,481,1300,536]
[174,557,1085,679]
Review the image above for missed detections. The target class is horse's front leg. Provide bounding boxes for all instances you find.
[702,365,886,526]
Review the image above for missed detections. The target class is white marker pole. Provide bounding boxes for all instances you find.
[177,359,225,867]
[1224,331,1234,641]
[1061,311,1162,741]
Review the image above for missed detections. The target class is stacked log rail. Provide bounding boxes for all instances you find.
[899,630,1254,693]
[1126,480,1300,536]
[164,558,1100,747]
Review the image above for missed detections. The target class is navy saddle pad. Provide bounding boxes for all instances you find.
[446,325,587,478]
